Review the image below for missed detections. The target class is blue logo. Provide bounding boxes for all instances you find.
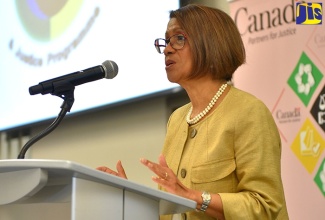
[296,2,322,25]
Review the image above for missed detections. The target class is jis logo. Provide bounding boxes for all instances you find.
[296,2,323,25]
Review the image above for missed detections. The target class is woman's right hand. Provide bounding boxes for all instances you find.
[97,160,128,179]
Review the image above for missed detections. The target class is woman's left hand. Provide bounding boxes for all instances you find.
[140,154,193,200]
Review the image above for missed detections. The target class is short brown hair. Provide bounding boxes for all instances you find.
[170,4,246,81]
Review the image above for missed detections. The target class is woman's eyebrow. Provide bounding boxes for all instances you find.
[165,29,184,37]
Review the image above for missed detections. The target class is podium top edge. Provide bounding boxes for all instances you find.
[0,159,196,209]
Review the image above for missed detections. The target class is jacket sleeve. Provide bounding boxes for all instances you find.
[219,99,287,220]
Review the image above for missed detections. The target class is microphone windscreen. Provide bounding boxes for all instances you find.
[102,60,118,79]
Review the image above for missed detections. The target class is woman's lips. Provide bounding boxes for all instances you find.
[165,59,175,69]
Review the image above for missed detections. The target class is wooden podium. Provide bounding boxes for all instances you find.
[0,159,196,220]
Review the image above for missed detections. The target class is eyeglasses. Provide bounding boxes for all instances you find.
[154,33,186,54]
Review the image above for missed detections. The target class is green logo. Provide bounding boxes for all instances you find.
[287,52,323,106]
[314,158,325,197]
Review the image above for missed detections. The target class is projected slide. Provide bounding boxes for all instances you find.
[0,0,179,131]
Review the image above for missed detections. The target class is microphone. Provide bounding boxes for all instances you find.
[29,60,118,95]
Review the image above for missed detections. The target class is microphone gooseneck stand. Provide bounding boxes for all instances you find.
[17,82,75,159]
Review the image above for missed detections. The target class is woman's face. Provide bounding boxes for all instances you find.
[164,18,193,85]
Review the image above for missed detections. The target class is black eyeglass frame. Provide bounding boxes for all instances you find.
[154,33,187,54]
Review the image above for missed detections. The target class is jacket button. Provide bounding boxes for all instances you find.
[180,169,187,178]
[190,128,197,138]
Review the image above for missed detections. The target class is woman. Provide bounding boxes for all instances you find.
[98,4,289,220]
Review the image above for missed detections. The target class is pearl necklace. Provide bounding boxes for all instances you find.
[186,83,228,125]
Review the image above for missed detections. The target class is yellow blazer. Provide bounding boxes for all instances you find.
[160,86,289,220]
